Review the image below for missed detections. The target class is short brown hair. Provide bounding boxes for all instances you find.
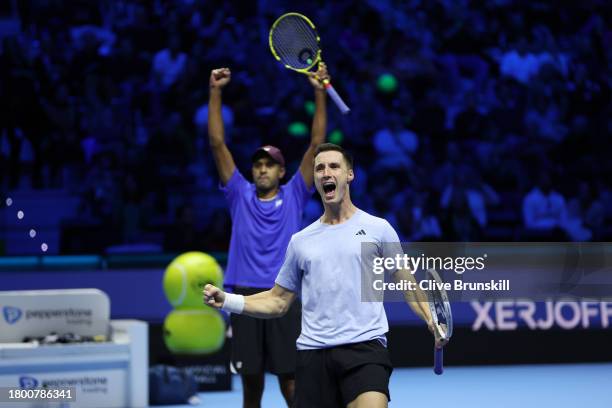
[313,143,354,168]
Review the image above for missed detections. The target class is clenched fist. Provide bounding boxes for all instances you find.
[203,284,225,309]
[210,68,231,89]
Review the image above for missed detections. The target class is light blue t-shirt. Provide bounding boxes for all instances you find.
[275,209,401,350]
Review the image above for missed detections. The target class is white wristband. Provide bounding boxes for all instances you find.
[222,293,245,314]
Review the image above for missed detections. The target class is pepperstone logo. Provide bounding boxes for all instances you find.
[19,376,39,389]
[24,308,92,320]
[2,306,93,326]
[2,306,23,325]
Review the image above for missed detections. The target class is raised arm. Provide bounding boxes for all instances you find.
[204,283,296,319]
[208,68,236,185]
[299,63,329,188]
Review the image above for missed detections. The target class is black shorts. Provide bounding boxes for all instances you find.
[230,286,301,376]
[295,340,393,408]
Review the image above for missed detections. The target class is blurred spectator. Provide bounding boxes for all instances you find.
[499,39,552,84]
[564,183,592,241]
[396,192,442,241]
[151,34,187,90]
[524,91,568,143]
[441,166,499,240]
[522,173,568,231]
[372,115,419,171]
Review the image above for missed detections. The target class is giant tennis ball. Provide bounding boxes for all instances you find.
[163,309,225,355]
[163,252,223,309]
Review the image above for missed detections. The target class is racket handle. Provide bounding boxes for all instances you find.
[434,346,444,375]
[324,83,350,114]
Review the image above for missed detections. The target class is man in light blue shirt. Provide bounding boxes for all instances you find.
[205,143,444,408]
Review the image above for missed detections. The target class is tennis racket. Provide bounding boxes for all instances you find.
[269,12,351,114]
[426,268,453,375]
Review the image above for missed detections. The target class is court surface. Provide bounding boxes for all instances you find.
[164,363,612,407]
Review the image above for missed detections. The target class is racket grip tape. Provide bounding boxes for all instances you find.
[434,346,444,375]
[324,83,350,114]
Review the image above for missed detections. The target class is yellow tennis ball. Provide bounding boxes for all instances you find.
[163,252,223,308]
[163,308,226,355]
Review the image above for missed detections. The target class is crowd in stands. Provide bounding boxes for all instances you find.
[1,0,611,254]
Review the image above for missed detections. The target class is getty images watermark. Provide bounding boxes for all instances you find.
[371,252,510,292]
[361,242,612,302]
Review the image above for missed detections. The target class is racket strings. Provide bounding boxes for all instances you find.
[433,293,448,326]
[271,16,319,69]
[273,25,317,67]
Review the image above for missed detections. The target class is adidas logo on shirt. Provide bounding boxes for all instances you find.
[355,229,366,236]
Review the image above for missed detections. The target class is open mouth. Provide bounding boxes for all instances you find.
[322,182,336,199]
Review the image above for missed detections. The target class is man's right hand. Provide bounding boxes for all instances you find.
[210,68,231,89]
[203,284,226,309]
[428,320,449,349]
[308,62,329,91]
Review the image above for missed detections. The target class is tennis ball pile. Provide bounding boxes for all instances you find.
[163,309,225,354]
[162,252,226,354]
[163,252,223,308]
